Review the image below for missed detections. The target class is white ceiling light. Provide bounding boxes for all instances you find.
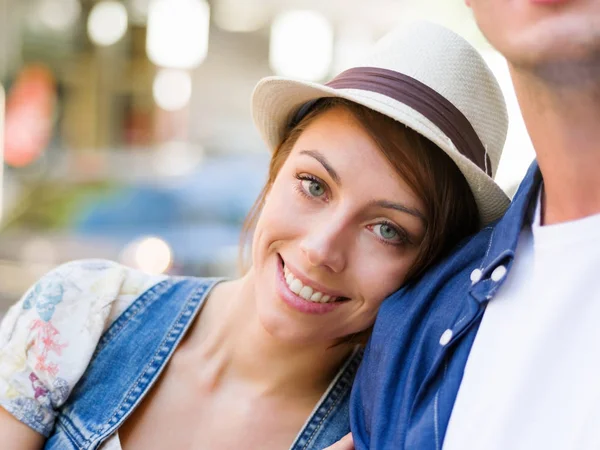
[87,1,128,46]
[213,0,267,33]
[152,68,193,111]
[269,10,334,81]
[146,0,210,69]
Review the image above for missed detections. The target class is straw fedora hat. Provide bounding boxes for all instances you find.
[251,21,509,225]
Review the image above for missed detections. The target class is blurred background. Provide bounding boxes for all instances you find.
[0,0,535,311]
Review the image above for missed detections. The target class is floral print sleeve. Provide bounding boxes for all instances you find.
[0,259,166,436]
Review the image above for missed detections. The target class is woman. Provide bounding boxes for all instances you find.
[0,22,509,449]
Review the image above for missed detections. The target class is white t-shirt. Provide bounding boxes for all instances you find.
[443,190,600,450]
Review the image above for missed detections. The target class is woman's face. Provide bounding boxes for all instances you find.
[251,106,426,345]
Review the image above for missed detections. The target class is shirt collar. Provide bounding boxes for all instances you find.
[469,160,542,303]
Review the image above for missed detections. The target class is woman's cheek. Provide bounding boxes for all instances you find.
[358,254,414,300]
[259,192,307,242]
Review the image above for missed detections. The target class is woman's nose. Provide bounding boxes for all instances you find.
[299,221,348,273]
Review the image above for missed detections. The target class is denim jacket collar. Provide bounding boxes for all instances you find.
[469,161,542,304]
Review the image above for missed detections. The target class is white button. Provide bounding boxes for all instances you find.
[470,268,482,284]
[491,265,507,282]
[439,329,453,346]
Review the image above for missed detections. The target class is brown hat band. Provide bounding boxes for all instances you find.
[325,67,492,176]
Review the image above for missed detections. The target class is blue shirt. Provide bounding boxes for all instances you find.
[350,162,541,449]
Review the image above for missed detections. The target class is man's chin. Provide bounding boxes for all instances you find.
[495,18,600,70]
[507,46,600,87]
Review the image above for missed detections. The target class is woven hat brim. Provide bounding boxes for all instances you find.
[252,76,510,225]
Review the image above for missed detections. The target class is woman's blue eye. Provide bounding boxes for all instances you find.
[302,179,325,197]
[373,223,399,241]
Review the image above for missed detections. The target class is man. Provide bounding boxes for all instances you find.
[348,0,600,448]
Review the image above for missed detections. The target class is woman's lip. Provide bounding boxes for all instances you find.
[529,0,569,4]
[275,256,345,315]
[280,256,348,299]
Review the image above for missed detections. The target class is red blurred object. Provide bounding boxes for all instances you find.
[4,64,56,167]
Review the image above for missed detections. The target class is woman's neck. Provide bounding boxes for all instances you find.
[184,272,355,398]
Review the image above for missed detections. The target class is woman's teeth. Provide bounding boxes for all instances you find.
[283,266,337,303]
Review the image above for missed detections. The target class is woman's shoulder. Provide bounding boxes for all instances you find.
[3,259,168,330]
[0,259,167,436]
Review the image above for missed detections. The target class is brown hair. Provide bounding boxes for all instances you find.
[240,98,479,283]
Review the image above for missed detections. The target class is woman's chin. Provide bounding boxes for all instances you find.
[252,274,347,345]
[258,310,322,345]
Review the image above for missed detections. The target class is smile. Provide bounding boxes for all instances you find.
[280,255,350,303]
[283,266,343,303]
[276,255,350,315]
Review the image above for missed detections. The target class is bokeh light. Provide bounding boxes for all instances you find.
[269,10,334,81]
[121,236,173,274]
[146,0,210,69]
[87,1,128,47]
[152,68,193,111]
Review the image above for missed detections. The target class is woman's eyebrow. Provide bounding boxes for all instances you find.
[369,199,426,223]
[299,150,341,186]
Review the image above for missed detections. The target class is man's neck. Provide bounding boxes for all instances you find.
[510,65,600,225]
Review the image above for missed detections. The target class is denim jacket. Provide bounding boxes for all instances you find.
[42,276,363,450]
[350,162,541,449]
